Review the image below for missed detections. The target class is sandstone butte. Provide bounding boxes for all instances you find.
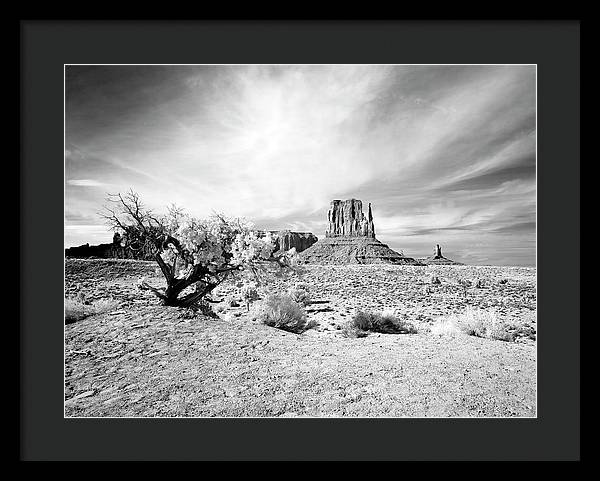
[300,199,422,265]
[267,230,317,254]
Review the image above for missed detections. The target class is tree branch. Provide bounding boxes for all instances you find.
[178,283,216,307]
[154,253,174,283]
[138,281,166,300]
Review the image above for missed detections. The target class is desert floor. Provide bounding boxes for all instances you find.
[64,259,536,417]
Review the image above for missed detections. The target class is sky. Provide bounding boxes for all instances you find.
[65,65,536,266]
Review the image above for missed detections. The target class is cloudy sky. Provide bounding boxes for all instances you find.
[65,65,536,266]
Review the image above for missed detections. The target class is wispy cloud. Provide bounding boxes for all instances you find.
[67,179,110,187]
[65,65,536,265]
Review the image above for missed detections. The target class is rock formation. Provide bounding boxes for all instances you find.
[326,199,375,238]
[268,230,318,253]
[418,244,463,265]
[65,233,156,260]
[301,236,422,265]
[66,230,318,260]
[301,199,422,265]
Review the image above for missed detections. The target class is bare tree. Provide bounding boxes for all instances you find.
[100,190,295,308]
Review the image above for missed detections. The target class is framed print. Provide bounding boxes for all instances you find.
[21,20,580,461]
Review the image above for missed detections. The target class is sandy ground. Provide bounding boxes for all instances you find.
[64,259,536,417]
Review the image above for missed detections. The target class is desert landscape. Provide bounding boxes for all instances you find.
[64,65,537,419]
[65,255,536,418]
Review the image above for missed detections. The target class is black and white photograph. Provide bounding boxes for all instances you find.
[64,64,537,418]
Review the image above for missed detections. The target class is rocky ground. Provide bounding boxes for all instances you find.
[64,258,537,417]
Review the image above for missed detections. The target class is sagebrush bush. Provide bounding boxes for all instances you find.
[91,298,120,313]
[287,283,311,306]
[340,322,369,338]
[485,321,515,342]
[64,297,119,324]
[352,310,374,331]
[429,318,463,337]
[430,307,515,342]
[198,299,219,318]
[459,307,514,341]
[252,293,311,333]
[351,310,417,334]
[64,298,89,324]
[511,324,536,340]
[305,318,319,330]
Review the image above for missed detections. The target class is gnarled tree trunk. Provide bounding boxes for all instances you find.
[139,254,223,307]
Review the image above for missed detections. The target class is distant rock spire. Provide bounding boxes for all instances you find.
[368,203,375,237]
[418,244,463,265]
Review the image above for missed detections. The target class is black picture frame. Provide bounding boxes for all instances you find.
[21,20,580,461]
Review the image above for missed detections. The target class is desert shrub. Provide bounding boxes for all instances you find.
[240,284,260,311]
[429,318,463,337]
[198,300,219,318]
[287,282,311,306]
[351,310,417,334]
[459,308,512,341]
[64,297,119,324]
[352,310,375,331]
[485,320,515,342]
[64,298,89,324]
[511,324,537,341]
[91,298,120,313]
[340,322,369,338]
[252,293,311,333]
[432,307,516,342]
[305,318,319,330]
